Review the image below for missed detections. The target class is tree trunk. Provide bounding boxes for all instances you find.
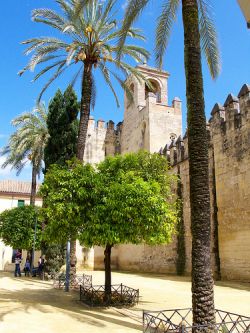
[30,165,37,206]
[69,62,93,278]
[69,237,77,280]
[77,61,93,160]
[182,0,215,327]
[104,244,112,303]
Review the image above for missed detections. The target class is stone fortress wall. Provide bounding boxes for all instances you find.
[209,85,250,280]
[83,64,250,281]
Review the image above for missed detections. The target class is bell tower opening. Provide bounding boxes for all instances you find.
[145,79,161,103]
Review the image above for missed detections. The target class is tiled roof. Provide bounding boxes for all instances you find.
[0,180,40,195]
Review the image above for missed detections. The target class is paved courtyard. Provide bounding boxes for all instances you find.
[0,270,249,333]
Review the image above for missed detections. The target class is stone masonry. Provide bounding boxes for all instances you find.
[83,64,250,282]
[209,85,250,280]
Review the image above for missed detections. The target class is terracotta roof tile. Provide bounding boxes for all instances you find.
[0,180,40,195]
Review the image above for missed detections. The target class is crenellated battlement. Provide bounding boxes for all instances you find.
[160,83,249,166]
[87,116,123,134]
[161,134,189,166]
[209,84,250,134]
[209,84,250,161]
[84,116,123,162]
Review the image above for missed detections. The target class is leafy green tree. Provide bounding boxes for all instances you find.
[0,206,41,250]
[40,161,96,243]
[44,85,79,171]
[42,244,66,274]
[40,152,177,298]
[119,0,220,325]
[43,85,79,273]
[81,154,177,300]
[1,104,49,205]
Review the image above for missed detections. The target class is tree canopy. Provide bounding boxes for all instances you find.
[40,151,177,297]
[40,151,177,247]
[0,205,42,250]
[44,86,79,171]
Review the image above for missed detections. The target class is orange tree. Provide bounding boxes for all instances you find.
[0,206,42,251]
[40,152,177,297]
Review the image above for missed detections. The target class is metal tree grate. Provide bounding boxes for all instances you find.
[53,273,92,290]
[79,283,139,306]
[143,308,250,333]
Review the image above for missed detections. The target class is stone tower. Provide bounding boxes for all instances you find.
[121,64,182,153]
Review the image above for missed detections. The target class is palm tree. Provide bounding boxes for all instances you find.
[1,104,49,205]
[19,0,149,277]
[19,0,149,160]
[119,0,220,327]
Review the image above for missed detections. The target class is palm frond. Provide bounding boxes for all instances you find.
[155,0,180,68]
[107,68,134,105]
[1,103,49,177]
[37,61,69,102]
[73,0,92,18]
[22,37,68,55]
[127,27,146,41]
[118,0,150,59]
[96,0,115,26]
[27,44,66,71]
[113,44,150,63]
[18,55,64,76]
[32,60,67,82]
[32,8,67,29]
[69,64,84,87]
[99,62,120,107]
[198,0,220,79]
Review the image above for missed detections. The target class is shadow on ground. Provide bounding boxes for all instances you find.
[0,273,142,332]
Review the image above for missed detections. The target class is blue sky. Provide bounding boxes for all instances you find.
[0,0,249,181]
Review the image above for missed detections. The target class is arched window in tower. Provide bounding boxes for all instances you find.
[145,79,161,103]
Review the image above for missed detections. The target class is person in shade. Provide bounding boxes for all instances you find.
[14,251,22,277]
[24,257,31,277]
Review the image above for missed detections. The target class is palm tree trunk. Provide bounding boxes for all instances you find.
[104,244,112,303]
[30,165,37,206]
[182,0,215,327]
[77,61,93,160]
[70,62,93,278]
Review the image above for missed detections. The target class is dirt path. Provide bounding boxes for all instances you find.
[0,271,249,333]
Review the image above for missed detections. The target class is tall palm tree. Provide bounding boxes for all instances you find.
[19,0,149,276]
[1,104,49,205]
[119,0,220,327]
[19,0,149,160]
